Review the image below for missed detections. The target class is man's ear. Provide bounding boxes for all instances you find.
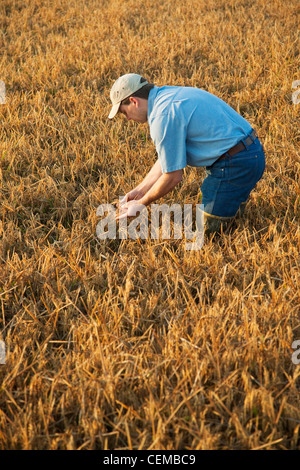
[129,96,139,107]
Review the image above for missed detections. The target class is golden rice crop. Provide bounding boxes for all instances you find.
[0,0,299,450]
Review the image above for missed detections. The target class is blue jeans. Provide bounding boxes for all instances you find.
[201,135,265,218]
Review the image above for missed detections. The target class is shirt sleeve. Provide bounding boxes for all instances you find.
[150,105,187,173]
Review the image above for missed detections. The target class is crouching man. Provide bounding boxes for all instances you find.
[108,73,265,234]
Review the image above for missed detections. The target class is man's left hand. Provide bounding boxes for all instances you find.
[116,200,146,220]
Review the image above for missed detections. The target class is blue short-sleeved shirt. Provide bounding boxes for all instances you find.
[147,86,253,173]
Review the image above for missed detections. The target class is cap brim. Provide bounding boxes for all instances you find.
[108,102,120,119]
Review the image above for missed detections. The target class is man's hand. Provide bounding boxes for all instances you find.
[118,159,163,208]
[116,199,146,220]
[118,188,145,207]
[116,168,183,219]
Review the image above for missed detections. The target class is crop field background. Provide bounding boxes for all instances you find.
[0,0,299,451]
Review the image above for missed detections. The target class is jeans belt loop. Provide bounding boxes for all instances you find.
[218,129,257,161]
[241,136,250,151]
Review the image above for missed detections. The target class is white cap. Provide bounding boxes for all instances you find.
[108,73,148,119]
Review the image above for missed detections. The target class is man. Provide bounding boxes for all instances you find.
[108,73,265,234]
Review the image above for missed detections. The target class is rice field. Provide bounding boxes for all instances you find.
[0,0,299,450]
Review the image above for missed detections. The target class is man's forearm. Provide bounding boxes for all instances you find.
[136,159,163,194]
[140,170,183,206]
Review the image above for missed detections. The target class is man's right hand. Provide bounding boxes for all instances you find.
[116,200,146,220]
[118,188,145,207]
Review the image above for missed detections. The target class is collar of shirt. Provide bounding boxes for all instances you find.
[147,86,160,123]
